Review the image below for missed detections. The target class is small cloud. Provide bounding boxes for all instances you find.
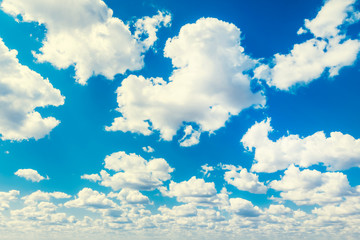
[142,146,155,153]
[81,173,101,182]
[200,164,214,177]
[15,169,48,182]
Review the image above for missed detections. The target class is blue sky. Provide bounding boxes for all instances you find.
[0,0,360,239]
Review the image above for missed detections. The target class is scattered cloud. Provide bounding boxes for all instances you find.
[22,190,70,205]
[1,0,171,84]
[201,164,214,177]
[94,151,173,191]
[65,188,117,210]
[270,165,354,205]
[15,168,48,182]
[223,165,267,194]
[0,190,19,211]
[106,17,265,145]
[254,0,360,90]
[81,173,101,182]
[226,198,262,217]
[0,38,64,141]
[159,176,229,206]
[241,118,360,172]
[142,146,155,153]
[108,189,150,205]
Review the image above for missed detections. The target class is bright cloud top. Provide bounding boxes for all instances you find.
[270,165,354,206]
[241,119,360,173]
[83,151,173,191]
[106,17,265,146]
[160,176,228,206]
[255,0,360,90]
[222,165,267,194]
[15,169,48,182]
[1,0,170,84]
[0,38,64,141]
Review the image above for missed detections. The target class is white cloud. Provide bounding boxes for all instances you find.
[65,188,116,210]
[0,38,64,141]
[106,17,265,145]
[134,10,172,49]
[270,165,353,206]
[142,146,155,153]
[254,0,360,90]
[201,164,214,177]
[108,189,150,205]
[303,0,357,38]
[15,169,48,182]
[0,190,19,211]
[241,118,360,172]
[223,165,267,194]
[99,151,173,191]
[22,190,70,205]
[1,0,171,84]
[158,204,198,217]
[81,173,101,182]
[159,176,229,206]
[226,198,261,217]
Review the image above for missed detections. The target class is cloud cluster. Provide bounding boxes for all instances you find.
[0,38,64,141]
[255,0,360,90]
[22,190,70,205]
[82,151,173,191]
[242,119,360,172]
[222,165,267,194]
[0,190,19,211]
[1,0,170,84]
[65,188,117,210]
[270,165,353,205]
[15,169,48,182]
[106,17,265,146]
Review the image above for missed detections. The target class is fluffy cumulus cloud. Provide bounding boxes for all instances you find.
[1,0,171,84]
[0,38,64,141]
[108,189,150,205]
[270,165,354,206]
[158,203,198,218]
[88,151,173,191]
[14,169,48,182]
[241,119,360,172]
[255,0,360,90]
[65,188,117,210]
[22,190,70,205]
[222,165,267,194]
[81,173,101,182]
[160,176,229,206]
[226,198,261,217]
[0,190,19,211]
[106,17,265,146]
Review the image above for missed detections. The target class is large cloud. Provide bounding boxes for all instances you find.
[270,165,354,206]
[241,119,360,173]
[1,0,170,84]
[255,0,360,90]
[83,151,173,191]
[106,17,265,146]
[0,38,64,141]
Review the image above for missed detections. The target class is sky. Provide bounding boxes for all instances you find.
[0,0,360,239]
